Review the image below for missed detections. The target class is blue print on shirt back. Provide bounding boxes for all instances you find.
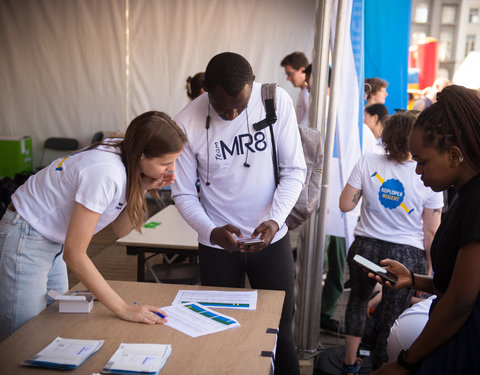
[378,178,404,209]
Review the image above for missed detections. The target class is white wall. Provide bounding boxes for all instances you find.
[0,0,317,168]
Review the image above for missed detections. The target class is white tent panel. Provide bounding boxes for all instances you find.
[0,0,125,167]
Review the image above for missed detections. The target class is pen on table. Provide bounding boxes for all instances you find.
[133,301,166,319]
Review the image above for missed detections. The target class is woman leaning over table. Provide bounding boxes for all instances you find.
[372,85,480,374]
[0,111,187,342]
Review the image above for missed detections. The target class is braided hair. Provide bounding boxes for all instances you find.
[413,85,480,172]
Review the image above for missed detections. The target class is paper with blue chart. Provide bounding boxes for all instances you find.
[172,289,257,310]
[162,302,241,337]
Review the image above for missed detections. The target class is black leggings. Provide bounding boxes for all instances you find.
[345,236,427,370]
[199,233,299,375]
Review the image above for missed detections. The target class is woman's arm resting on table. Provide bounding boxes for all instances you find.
[63,203,167,324]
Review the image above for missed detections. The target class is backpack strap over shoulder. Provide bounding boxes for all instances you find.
[253,83,277,131]
[253,83,279,186]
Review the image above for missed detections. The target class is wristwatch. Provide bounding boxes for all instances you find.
[397,349,421,372]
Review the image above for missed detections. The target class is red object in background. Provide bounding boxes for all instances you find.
[409,45,417,68]
[416,37,438,89]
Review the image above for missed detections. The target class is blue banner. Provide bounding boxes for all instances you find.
[364,0,412,114]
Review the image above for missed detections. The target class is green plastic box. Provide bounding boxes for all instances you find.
[0,136,33,178]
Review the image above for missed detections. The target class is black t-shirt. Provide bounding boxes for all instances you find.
[431,174,480,293]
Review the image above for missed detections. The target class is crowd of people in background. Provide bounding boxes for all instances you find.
[1,48,479,375]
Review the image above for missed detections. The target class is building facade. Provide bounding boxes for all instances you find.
[410,0,480,79]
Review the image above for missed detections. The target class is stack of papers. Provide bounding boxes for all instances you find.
[21,337,103,369]
[102,343,172,375]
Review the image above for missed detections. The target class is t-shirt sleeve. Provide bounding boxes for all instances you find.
[424,190,444,210]
[75,163,122,213]
[347,156,364,190]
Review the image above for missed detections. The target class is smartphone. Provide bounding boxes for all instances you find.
[353,254,397,285]
[236,238,264,245]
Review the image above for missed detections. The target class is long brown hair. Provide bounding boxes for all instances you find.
[109,111,186,231]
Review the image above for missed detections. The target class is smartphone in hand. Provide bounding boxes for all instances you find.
[236,238,264,245]
[353,254,398,285]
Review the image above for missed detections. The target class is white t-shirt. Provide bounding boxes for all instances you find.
[296,86,309,126]
[171,82,307,247]
[362,124,384,155]
[12,145,127,243]
[347,153,444,249]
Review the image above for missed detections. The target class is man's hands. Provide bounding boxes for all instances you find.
[210,220,279,253]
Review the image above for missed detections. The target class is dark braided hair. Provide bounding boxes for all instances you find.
[413,85,480,172]
[204,52,254,98]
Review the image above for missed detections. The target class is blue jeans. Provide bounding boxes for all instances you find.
[0,208,67,342]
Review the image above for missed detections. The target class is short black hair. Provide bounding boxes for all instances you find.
[204,52,254,97]
[365,103,389,122]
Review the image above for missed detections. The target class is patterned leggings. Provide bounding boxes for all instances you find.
[344,236,427,369]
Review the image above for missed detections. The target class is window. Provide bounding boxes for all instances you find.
[414,3,429,23]
[465,34,476,57]
[469,8,479,23]
[441,5,456,24]
[412,32,427,45]
[438,31,453,61]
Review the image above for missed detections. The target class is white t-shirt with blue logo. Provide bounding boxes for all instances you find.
[12,145,127,244]
[347,153,443,249]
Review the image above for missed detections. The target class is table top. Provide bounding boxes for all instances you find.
[117,205,198,249]
[0,281,284,375]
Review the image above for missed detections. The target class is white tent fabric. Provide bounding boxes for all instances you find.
[0,0,316,169]
[452,51,480,90]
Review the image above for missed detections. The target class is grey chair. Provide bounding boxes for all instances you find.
[40,137,79,167]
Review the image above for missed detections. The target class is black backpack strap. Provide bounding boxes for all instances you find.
[253,83,279,186]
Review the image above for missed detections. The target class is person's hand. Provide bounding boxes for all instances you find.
[210,225,242,251]
[368,258,412,289]
[121,303,168,325]
[237,237,267,253]
[371,361,410,375]
[141,172,175,191]
[237,220,279,253]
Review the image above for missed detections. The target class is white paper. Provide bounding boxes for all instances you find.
[172,290,257,310]
[162,302,240,337]
[102,343,172,374]
[48,289,86,301]
[22,337,103,368]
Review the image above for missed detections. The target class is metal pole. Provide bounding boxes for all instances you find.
[311,0,349,352]
[294,0,332,358]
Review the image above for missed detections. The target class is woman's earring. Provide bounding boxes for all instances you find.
[459,157,464,163]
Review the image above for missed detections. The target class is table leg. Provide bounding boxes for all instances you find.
[137,249,145,282]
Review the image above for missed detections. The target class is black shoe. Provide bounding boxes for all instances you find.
[320,318,345,336]
[344,279,351,290]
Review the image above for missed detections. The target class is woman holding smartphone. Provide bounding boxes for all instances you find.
[0,111,186,341]
[371,85,480,374]
[339,112,444,373]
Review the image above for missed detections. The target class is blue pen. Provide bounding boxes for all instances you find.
[133,301,166,319]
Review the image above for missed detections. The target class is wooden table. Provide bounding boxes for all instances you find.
[0,281,284,375]
[117,205,199,282]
